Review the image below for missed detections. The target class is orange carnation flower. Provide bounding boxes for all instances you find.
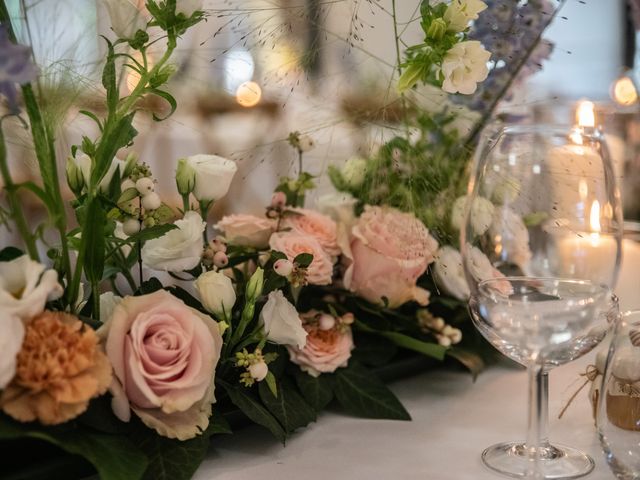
[0,311,112,425]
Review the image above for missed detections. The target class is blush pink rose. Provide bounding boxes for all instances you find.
[344,205,438,308]
[99,290,223,440]
[215,214,276,249]
[287,311,354,377]
[281,208,341,257]
[269,232,334,285]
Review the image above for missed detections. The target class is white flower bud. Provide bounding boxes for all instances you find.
[298,135,315,152]
[141,192,161,211]
[136,177,155,196]
[451,195,494,235]
[122,217,141,236]
[249,360,269,382]
[195,270,236,320]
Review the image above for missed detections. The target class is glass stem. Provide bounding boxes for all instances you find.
[526,361,545,479]
[539,370,550,449]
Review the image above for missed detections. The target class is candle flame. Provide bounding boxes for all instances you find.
[576,101,595,128]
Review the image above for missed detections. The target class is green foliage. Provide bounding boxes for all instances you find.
[0,246,24,262]
[334,363,411,420]
[258,378,316,434]
[293,369,335,411]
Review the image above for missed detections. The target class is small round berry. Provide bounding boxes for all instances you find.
[318,313,336,331]
[213,251,229,268]
[210,237,227,253]
[122,218,141,236]
[273,258,293,277]
[136,177,155,196]
[248,361,268,382]
[141,192,161,211]
[340,313,355,325]
[121,178,136,191]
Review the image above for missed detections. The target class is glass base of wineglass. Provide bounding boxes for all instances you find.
[481,441,595,479]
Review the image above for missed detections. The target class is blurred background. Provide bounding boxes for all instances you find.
[2,0,640,243]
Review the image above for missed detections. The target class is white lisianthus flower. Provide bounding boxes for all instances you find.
[432,246,470,301]
[441,41,491,95]
[177,0,203,17]
[260,290,307,349]
[102,0,147,39]
[451,195,494,235]
[316,192,358,227]
[185,155,238,202]
[0,255,63,320]
[195,270,236,320]
[141,211,205,272]
[75,153,127,193]
[0,314,25,389]
[444,0,488,32]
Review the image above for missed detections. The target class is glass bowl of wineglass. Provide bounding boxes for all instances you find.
[461,123,623,479]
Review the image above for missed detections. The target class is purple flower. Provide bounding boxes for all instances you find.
[0,24,38,114]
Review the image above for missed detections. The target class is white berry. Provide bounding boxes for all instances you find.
[249,361,269,381]
[122,218,141,236]
[318,314,336,331]
[121,178,136,191]
[141,192,161,211]
[136,177,155,196]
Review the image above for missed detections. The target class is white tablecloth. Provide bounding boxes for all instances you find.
[195,354,611,480]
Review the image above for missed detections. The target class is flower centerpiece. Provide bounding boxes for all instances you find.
[0,0,562,478]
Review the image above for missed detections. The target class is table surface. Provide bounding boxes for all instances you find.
[195,354,612,480]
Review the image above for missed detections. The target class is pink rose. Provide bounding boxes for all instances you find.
[269,232,334,285]
[215,214,276,249]
[281,208,341,257]
[344,205,438,308]
[287,311,354,377]
[99,290,223,440]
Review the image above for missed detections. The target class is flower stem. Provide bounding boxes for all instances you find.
[0,125,39,259]
[391,0,410,132]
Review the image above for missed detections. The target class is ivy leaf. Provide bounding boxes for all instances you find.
[0,415,148,480]
[293,369,335,411]
[222,382,286,444]
[351,333,398,367]
[356,321,447,361]
[334,362,411,420]
[258,378,316,434]
[203,412,232,437]
[264,371,278,398]
[293,252,313,268]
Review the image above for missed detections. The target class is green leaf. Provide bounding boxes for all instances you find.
[80,198,106,287]
[79,109,103,131]
[92,113,137,191]
[293,369,335,411]
[397,63,425,93]
[0,246,24,262]
[293,252,313,268]
[126,223,177,245]
[101,37,118,114]
[0,415,148,480]
[149,89,177,121]
[264,371,278,398]
[133,426,208,480]
[258,378,316,434]
[203,412,232,437]
[136,277,163,295]
[446,347,486,380]
[222,383,286,443]
[351,332,398,367]
[355,321,447,361]
[334,363,411,420]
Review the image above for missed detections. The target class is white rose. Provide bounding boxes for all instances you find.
[177,0,203,17]
[0,255,63,320]
[488,207,531,270]
[0,314,25,389]
[444,0,488,32]
[186,154,238,202]
[76,153,127,193]
[432,246,470,301]
[451,195,494,235]
[260,290,307,349]
[141,211,205,272]
[441,41,491,95]
[316,192,358,227]
[341,157,368,189]
[195,270,236,320]
[102,0,147,39]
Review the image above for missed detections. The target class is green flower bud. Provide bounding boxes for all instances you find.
[65,156,85,196]
[341,156,368,189]
[427,17,447,40]
[246,267,264,302]
[176,158,196,196]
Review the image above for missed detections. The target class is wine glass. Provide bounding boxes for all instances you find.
[597,309,640,479]
[461,124,623,479]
